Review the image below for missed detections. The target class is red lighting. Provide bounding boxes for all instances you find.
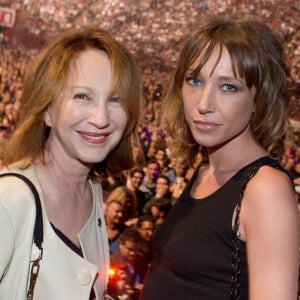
[108,268,116,278]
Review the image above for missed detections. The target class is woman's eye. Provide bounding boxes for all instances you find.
[109,95,121,103]
[222,84,237,93]
[185,76,202,86]
[74,93,90,100]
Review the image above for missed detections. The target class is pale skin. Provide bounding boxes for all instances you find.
[35,49,128,248]
[183,46,299,299]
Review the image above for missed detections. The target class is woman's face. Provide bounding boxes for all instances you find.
[182,46,256,151]
[44,49,128,166]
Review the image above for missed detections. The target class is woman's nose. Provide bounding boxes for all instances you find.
[196,86,214,114]
[88,104,110,128]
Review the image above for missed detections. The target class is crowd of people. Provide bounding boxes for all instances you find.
[0,0,300,299]
[1,0,300,130]
[28,0,300,120]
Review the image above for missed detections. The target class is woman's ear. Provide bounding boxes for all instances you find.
[44,109,52,127]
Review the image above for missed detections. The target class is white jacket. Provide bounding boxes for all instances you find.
[0,164,110,300]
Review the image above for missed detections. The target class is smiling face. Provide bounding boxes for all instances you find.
[130,171,144,189]
[44,49,128,167]
[105,201,124,225]
[182,45,256,152]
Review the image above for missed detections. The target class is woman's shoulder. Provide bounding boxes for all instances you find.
[247,156,291,188]
[244,160,296,210]
[239,157,298,243]
[0,164,37,241]
[235,156,288,184]
[0,163,38,210]
[0,160,36,179]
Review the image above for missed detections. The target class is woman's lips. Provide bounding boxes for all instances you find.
[79,131,110,144]
[194,120,220,131]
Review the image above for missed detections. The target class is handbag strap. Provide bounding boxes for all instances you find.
[0,172,43,248]
[0,172,43,300]
[230,158,290,299]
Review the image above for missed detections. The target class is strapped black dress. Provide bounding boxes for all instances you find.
[141,157,288,300]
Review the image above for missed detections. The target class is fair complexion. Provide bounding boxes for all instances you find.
[36,49,128,247]
[44,49,127,167]
[183,46,257,162]
[183,46,264,193]
[241,165,299,299]
[183,46,299,299]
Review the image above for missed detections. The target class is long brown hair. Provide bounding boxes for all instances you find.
[161,17,291,163]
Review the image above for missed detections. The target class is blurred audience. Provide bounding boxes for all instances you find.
[104,199,128,254]
[107,228,149,300]
[106,186,138,226]
[126,168,147,217]
[142,175,172,215]
[136,215,156,264]
[139,159,160,200]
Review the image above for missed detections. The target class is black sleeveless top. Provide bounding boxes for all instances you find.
[141,157,288,300]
